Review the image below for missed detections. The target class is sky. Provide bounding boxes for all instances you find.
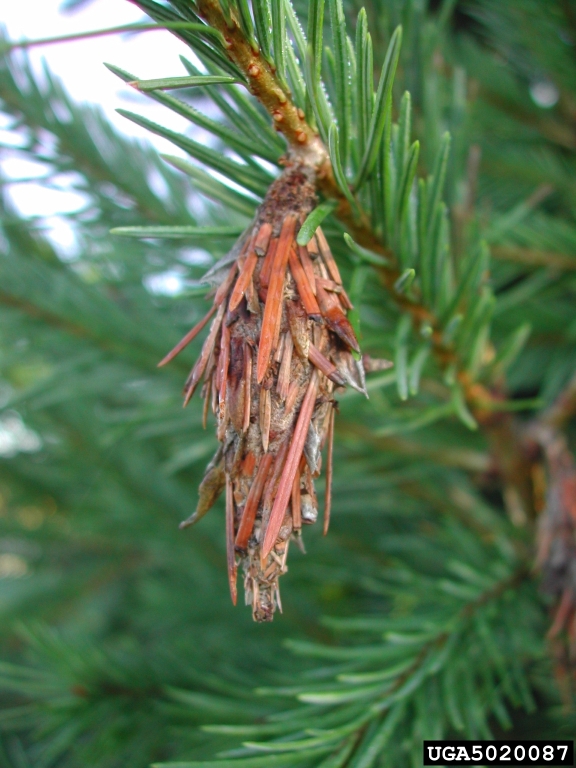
[1,0,197,240]
[1,0,217,451]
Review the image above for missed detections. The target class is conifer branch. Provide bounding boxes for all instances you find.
[2,0,573,752]
[174,563,532,765]
[193,0,493,412]
[156,0,538,527]
[195,0,324,156]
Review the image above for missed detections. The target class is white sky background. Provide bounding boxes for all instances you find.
[1,0,198,236]
[0,0,215,451]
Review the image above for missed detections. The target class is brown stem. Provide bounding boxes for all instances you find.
[195,0,375,245]
[197,0,314,148]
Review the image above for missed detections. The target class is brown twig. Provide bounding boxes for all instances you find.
[534,438,576,695]
[528,372,576,689]
[197,0,314,149]
[195,0,376,247]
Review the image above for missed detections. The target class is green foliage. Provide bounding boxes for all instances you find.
[1,0,575,766]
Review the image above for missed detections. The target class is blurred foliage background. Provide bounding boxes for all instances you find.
[1,0,576,765]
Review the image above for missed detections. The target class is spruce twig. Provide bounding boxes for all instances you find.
[173,0,538,523]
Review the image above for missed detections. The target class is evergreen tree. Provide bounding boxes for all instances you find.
[0,0,575,765]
